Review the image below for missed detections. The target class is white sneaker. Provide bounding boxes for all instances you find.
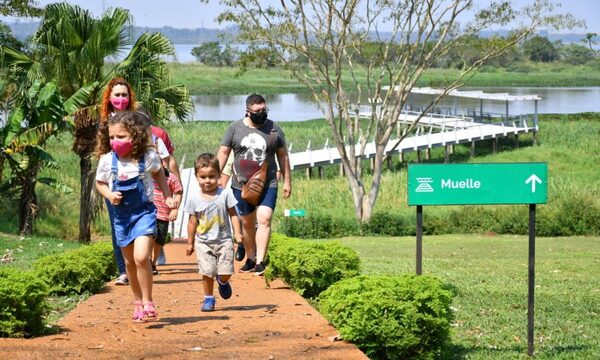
[157,248,167,265]
[114,274,129,285]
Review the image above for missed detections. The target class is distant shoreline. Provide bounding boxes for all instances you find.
[3,20,595,46]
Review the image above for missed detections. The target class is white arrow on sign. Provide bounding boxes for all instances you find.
[525,174,542,192]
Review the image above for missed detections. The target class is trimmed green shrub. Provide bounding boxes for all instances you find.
[84,241,119,281]
[265,234,361,298]
[318,274,454,360]
[0,268,49,337]
[34,241,116,295]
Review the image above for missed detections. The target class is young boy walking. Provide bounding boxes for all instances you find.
[185,153,243,311]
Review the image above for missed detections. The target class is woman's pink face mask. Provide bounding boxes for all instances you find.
[110,97,129,111]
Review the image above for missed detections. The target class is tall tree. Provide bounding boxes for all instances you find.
[218,0,578,222]
[0,81,93,234]
[523,34,559,62]
[1,3,193,241]
[582,32,597,51]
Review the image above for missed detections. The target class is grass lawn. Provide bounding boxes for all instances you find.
[169,63,600,95]
[321,234,600,359]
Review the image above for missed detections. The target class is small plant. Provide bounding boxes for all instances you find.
[34,241,116,295]
[318,274,454,360]
[265,234,361,298]
[0,268,49,337]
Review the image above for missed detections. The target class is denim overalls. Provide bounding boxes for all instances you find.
[111,152,157,248]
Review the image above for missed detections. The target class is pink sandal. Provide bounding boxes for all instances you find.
[143,302,158,321]
[132,301,145,323]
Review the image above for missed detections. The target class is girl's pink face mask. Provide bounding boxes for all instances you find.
[110,97,130,111]
[110,139,133,157]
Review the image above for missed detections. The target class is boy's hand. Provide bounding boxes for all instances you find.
[168,209,178,221]
[165,196,176,209]
[109,191,122,205]
[186,244,194,256]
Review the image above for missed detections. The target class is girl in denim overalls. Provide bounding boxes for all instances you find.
[95,111,176,322]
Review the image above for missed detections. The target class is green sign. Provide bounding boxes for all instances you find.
[408,163,547,206]
[284,209,306,217]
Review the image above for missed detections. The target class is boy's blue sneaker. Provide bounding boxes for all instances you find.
[157,248,166,265]
[201,296,215,312]
[217,276,232,299]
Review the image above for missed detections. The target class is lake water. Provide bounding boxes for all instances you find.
[190,87,600,121]
[123,45,600,121]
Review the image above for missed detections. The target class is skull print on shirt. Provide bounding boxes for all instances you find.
[240,132,267,163]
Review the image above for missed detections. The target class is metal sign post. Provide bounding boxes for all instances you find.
[407,162,547,357]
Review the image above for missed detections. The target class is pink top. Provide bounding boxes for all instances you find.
[153,172,183,221]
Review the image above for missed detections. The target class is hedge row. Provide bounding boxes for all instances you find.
[34,241,118,295]
[265,233,455,359]
[280,195,600,238]
[265,234,361,298]
[0,241,117,337]
[0,269,48,337]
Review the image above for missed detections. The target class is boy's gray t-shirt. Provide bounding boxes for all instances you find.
[220,119,286,190]
[185,187,237,243]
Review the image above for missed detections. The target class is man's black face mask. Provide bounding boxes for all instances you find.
[249,111,267,125]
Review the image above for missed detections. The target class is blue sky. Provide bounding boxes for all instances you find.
[2,0,599,32]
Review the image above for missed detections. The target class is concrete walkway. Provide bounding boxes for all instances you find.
[0,241,367,359]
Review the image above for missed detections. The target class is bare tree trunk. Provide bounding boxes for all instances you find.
[18,171,38,236]
[73,112,98,243]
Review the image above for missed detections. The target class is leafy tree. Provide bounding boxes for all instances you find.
[559,43,595,65]
[1,3,193,241]
[442,34,523,69]
[218,0,578,222]
[522,35,559,62]
[0,81,92,235]
[0,0,41,16]
[191,41,238,66]
[237,46,280,69]
[0,22,22,49]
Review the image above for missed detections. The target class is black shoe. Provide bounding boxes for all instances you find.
[152,265,159,276]
[254,262,266,276]
[240,258,256,272]
[235,243,245,262]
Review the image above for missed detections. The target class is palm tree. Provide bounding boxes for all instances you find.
[1,3,193,242]
[583,32,598,51]
[0,80,93,234]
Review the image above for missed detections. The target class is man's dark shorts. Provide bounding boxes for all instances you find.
[232,187,277,216]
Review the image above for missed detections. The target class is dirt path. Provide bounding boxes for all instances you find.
[0,241,367,359]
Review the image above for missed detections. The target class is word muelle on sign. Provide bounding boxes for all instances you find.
[408,163,547,206]
[441,178,481,189]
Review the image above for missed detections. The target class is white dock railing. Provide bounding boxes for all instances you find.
[169,112,535,239]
